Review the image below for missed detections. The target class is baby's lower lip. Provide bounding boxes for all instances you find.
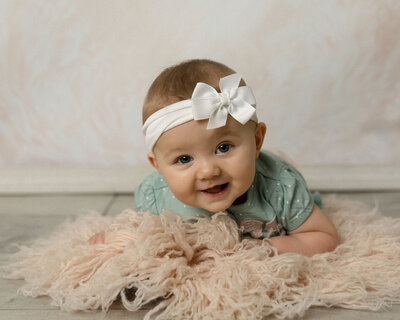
[201,183,229,197]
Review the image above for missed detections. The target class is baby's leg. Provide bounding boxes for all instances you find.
[263,146,297,168]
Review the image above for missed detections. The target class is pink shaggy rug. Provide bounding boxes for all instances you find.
[2,195,400,319]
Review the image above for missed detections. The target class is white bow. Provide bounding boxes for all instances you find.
[143,73,258,150]
[191,73,257,129]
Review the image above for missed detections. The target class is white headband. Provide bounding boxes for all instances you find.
[142,73,258,151]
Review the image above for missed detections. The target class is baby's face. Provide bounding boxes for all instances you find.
[148,116,266,213]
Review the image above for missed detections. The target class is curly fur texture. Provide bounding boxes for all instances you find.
[2,195,400,319]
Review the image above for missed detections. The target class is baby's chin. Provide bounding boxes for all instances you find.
[187,195,248,213]
[199,202,233,213]
[182,200,231,214]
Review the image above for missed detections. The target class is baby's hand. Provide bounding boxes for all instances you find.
[88,231,105,245]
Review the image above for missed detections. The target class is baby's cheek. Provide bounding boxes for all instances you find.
[237,162,255,185]
[170,184,194,204]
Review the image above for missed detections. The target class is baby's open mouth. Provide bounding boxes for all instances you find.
[202,183,229,194]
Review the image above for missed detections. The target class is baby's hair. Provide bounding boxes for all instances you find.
[142,59,247,123]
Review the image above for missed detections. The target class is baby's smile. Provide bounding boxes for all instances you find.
[201,183,229,196]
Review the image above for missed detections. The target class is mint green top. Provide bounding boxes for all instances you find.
[134,150,321,239]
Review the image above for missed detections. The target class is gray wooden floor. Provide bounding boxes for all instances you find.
[1,192,400,320]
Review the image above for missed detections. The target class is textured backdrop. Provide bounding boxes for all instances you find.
[1,0,399,166]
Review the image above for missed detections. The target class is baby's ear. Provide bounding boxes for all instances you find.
[147,152,159,170]
[255,122,267,154]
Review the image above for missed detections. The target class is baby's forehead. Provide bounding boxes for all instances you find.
[155,117,249,151]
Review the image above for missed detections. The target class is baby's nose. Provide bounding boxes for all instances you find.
[196,160,221,180]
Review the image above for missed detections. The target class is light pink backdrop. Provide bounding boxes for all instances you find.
[1,0,399,166]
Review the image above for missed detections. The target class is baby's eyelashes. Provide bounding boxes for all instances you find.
[177,155,193,164]
[174,143,233,164]
[216,143,232,154]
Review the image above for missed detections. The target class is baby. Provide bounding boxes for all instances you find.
[91,59,338,257]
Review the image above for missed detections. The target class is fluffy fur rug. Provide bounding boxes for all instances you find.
[2,195,400,319]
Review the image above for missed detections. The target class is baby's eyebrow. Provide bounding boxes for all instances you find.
[164,147,188,158]
[213,128,239,139]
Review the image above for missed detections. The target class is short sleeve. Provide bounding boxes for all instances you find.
[134,171,214,218]
[134,174,161,215]
[276,164,314,231]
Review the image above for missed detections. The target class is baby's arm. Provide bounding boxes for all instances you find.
[266,204,339,257]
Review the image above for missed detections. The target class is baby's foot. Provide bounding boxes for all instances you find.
[88,231,105,244]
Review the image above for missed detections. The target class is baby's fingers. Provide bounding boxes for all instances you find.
[88,232,105,244]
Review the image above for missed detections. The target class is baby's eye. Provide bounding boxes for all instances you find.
[177,155,193,164]
[216,143,231,154]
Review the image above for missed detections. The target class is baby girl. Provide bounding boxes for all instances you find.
[90,59,338,257]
